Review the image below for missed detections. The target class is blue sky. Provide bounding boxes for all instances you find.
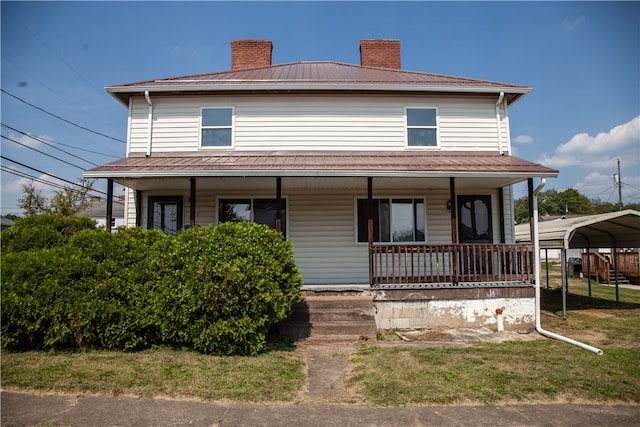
[1,1,639,216]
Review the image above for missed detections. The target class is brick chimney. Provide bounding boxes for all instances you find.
[231,39,273,70]
[359,39,401,69]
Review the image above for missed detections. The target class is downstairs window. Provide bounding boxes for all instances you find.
[357,198,425,243]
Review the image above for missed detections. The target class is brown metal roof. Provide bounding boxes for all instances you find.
[107,62,530,106]
[85,150,558,180]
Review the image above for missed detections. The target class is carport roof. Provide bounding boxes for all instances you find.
[515,210,640,249]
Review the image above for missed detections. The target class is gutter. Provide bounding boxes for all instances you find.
[144,90,153,157]
[533,178,603,355]
[496,92,504,155]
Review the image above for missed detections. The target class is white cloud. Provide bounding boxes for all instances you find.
[513,134,535,144]
[6,132,47,149]
[537,116,640,169]
[562,15,585,33]
[172,46,198,57]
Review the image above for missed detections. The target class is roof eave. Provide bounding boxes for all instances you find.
[84,169,557,180]
[106,84,531,106]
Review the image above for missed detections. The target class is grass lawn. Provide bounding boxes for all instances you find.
[349,288,640,406]
[1,343,304,402]
[541,261,640,304]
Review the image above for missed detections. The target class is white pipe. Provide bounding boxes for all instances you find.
[496,92,504,155]
[533,178,603,355]
[144,90,153,157]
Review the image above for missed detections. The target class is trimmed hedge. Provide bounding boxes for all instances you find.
[1,217,302,355]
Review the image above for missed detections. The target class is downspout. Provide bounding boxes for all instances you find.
[144,90,153,157]
[533,178,603,355]
[496,92,505,155]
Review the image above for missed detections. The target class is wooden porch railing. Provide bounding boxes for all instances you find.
[369,243,535,286]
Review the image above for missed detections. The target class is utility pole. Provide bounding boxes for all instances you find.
[616,159,623,211]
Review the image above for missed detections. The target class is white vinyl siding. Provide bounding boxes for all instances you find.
[127,96,509,154]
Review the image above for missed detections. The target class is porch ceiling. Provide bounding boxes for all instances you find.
[85,150,558,191]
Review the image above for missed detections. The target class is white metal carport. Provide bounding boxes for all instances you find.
[515,210,640,317]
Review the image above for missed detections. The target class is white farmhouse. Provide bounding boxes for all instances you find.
[85,39,558,331]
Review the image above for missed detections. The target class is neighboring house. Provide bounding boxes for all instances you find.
[78,197,125,229]
[85,39,558,329]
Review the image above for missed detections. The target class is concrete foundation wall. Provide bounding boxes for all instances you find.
[373,297,535,330]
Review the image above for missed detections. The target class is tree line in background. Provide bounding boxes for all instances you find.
[514,188,640,225]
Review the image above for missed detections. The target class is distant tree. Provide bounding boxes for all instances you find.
[17,183,47,215]
[49,178,95,216]
[514,196,530,224]
[17,178,95,217]
[623,202,640,211]
[514,188,597,224]
[591,197,618,214]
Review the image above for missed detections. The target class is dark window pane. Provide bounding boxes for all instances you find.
[219,199,251,222]
[202,108,232,126]
[202,128,231,147]
[458,195,492,243]
[379,199,390,242]
[254,199,286,233]
[408,128,437,146]
[407,108,436,126]
[414,199,425,241]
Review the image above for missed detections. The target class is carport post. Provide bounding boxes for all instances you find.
[614,243,620,302]
[561,247,567,320]
[587,246,592,298]
[545,249,550,289]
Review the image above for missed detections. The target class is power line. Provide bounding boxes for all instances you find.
[1,155,107,196]
[1,6,113,104]
[1,134,87,170]
[2,123,120,159]
[2,123,98,166]
[1,54,125,137]
[1,165,68,191]
[1,89,126,143]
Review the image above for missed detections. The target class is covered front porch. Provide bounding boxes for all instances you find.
[86,150,555,291]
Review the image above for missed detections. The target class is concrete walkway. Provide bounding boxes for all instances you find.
[2,390,639,426]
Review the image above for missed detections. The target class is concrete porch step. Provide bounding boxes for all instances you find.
[277,295,377,341]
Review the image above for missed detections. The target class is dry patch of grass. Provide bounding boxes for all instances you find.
[1,344,304,402]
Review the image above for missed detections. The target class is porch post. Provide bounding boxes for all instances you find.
[449,177,458,282]
[106,179,113,233]
[527,178,534,242]
[368,177,374,285]
[190,177,196,229]
[276,177,282,233]
[135,190,142,227]
[449,177,457,243]
[498,187,506,243]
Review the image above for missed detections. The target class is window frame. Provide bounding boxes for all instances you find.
[147,196,183,235]
[355,196,427,244]
[405,107,439,148]
[200,107,235,149]
[217,196,288,238]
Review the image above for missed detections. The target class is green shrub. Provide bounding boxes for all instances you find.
[0,214,96,254]
[157,222,302,355]
[1,218,302,355]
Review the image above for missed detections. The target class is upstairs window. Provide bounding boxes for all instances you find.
[357,198,426,243]
[406,108,437,147]
[201,108,233,147]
